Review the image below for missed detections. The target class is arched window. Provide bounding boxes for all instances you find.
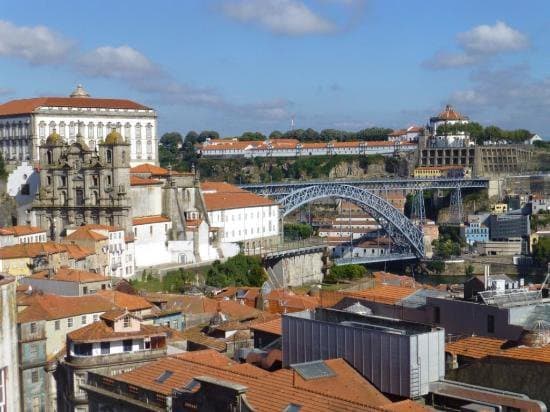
[93,191,99,205]
[39,122,46,139]
[59,122,66,138]
[124,123,131,139]
[106,149,112,163]
[47,150,53,164]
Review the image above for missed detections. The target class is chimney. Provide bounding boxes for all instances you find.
[484,265,490,290]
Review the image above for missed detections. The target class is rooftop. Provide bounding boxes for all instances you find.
[95,349,418,411]
[0,225,46,236]
[201,181,275,211]
[29,267,108,283]
[132,215,171,226]
[250,317,282,336]
[0,241,68,259]
[68,318,166,343]
[130,175,163,186]
[0,96,151,117]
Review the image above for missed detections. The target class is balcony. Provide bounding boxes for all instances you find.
[66,347,166,367]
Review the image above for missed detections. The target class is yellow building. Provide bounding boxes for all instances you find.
[490,203,508,214]
[0,242,69,278]
[413,166,470,179]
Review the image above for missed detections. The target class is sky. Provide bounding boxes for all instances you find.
[1,0,549,137]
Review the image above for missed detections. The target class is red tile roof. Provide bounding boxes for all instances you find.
[130,163,173,176]
[17,293,116,323]
[63,243,95,260]
[30,267,108,283]
[130,175,163,186]
[132,215,171,226]
[0,97,150,116]
[344,284,417,304]
[0,225,46,236]
[65,227,108,241]
[107,350,411,411]
[96,290,153,311]
[0,242,68,259]
[201,182,275,211]
[250,317,282,336]
[68,319,165,343]
[446,336,550,364]
[433,104,467,121]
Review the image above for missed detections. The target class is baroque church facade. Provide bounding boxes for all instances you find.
[33,127,132,240]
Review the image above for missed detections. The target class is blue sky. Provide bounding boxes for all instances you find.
[1,0,549,137]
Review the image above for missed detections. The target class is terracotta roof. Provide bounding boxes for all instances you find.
[433,104,467,121]
[0,225,46,236]
[17,293,116,323]
[68,319,166,343]
[250,317,282,336]
[65,227,108,241]
[179,326,227,352]
[446,336,550,364]
[78,224,123,233]
[130,175,163,186]
[96,290,153,311]
[0,242,68,259]
[130,163,174,176]
[63,243,94,260]
[100,308,129,322]
[30,267,108,283]
[0,97,150,117]
[344,284,417,305]
[132,215,171,226]
[107,350,411,411]
[201,182,275,211]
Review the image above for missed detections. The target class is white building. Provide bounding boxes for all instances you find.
[387,126,423,143]
[201,182,280,251]
[0,85,157,166]
[0,225,47,247]
[66,224,135,279]
[199,138,416,158]
[428,105,470,147]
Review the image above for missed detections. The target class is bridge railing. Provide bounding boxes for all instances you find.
[242,238,327,256]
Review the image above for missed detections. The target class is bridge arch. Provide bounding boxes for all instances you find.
[279,184,425,257]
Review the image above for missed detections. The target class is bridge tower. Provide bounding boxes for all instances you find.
[411,190,426,226]
[449,188,464,224]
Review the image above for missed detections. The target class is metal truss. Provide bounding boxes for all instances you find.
[411,190,426,225]
[279,184,426,257]
[241,177,489,200]
[334,253,417,266]
[449,188,464,224]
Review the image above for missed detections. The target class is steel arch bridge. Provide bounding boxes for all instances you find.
[278,184,425,258]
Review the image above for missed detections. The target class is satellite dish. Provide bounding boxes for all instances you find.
[261,281,272,297]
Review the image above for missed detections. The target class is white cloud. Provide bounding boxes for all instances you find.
[457,21,529,55]
[76,46,158,79]
[449,66,550,134]
[424,21,529,69]
[222,0,336,35]
[0,87,13,96]
[0,20,72,64]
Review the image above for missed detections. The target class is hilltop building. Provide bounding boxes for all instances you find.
[427,104,470,147]
[0,85,157,166]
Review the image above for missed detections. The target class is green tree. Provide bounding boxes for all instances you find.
[205,254,266,287]
[198,130,219,143]
[532,237,550,267]
[327,264,367,282]
[239,131,266,141]
[0,153,6,179]
[284,223,313,240]
[158,132,183,168]
[269,130,283,139]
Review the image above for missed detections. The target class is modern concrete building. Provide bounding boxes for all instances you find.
[282,308,445,398]
[0,274,21,412]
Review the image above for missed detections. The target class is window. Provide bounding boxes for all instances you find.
[81,315,87,325]
[67,317,73,327]
[93,314,99,322]
[172,320,178,329]
[97,123,104,138]
[487,315,495,333]
[46,150,53,164]
[136,139,142,154]
[31,369,39,383]
[106,149,112,163]
[100,341,110,355]
[30,322,37,333]
[123,339,132,352]
[54,320,60,330]
[106,175,112,186]
[123,316,131,328]
[76,189,84,206]
[74,343,92,356]
[88,123,94,139]
[146,140,152,154]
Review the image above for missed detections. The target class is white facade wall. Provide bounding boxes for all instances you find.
[69,338,148,357]
[200,144,416,158]
[130,186,163,217]
[6,162,40,224]
[431,119,469,147]
[133,221,172,267]
[0,231,47,247]
[106,229,134,278]
[208,204,279,243]
[0,109,158,166]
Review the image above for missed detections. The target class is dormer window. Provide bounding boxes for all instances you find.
[123,316,130,328]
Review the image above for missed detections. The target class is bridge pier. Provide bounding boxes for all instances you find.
[263,246,329,287]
